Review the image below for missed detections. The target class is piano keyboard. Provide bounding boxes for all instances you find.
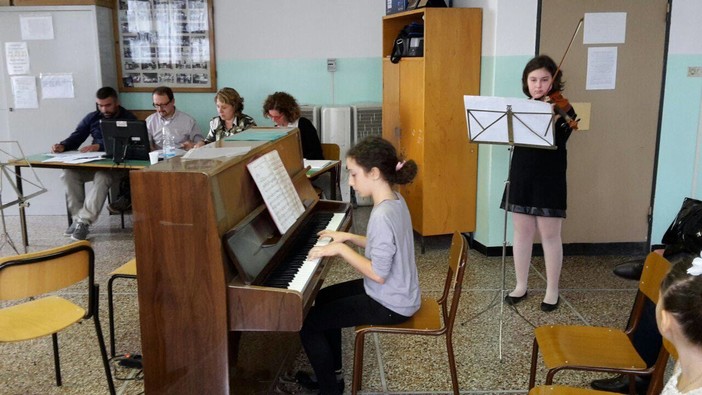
[264,212,346,292]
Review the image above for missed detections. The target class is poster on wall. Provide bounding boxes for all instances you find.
[115,0,216,92]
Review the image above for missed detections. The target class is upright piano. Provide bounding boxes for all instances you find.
[131,129,352,394]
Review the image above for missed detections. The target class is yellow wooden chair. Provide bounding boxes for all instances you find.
[528,339,677,395]
[107,258,137,357]
[0,240,115,395]
[528,252,671,395]
[313,143,341,200]
[351,232,469,395]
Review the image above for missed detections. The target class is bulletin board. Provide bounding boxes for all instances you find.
[114,0,216,92]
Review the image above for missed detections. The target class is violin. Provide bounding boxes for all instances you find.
[547,17,584,131]
[546,91,579,131]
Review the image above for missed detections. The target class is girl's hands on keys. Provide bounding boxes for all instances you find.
[317,230,348,243]
[307,243,340,260]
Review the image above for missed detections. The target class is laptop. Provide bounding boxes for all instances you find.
[100,119,151,163]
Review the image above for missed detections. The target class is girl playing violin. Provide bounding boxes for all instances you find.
[502,54,578,312]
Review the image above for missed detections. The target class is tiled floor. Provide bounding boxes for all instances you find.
[0,207,648,395]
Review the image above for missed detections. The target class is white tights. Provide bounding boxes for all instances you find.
[509,213,563,305]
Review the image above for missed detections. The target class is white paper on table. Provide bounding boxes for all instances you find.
[43,151,105,163]
[304,159,332,170]
[181,146,251,159]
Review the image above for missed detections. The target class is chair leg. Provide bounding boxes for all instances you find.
[93,295,117,395]
[352,332,366,395]
[108,275,117,357]
[52,333,62,387]
[120,211,125,229]
[445,332,460,395]
[529,338,539,389]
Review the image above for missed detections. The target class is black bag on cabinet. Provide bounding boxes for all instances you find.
[390,22,424,64]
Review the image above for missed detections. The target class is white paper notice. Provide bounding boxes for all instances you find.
[247,150,305,234]
[11,76,39,109]
[5,42,30,75]
[586,47,618,90]
[20,15,55,40]
[40,73,75,99]
[584,13,626,44]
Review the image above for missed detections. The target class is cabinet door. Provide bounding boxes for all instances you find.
[398,58,425,230]
[382,59,400,148]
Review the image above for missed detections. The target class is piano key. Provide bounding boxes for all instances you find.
[285,212,347,293]
[263,211,348,292]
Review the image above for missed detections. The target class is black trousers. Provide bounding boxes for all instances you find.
[299,279,410,395]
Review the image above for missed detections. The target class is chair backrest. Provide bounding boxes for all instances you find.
[131,109,153,121]
[322,143,340,161]
[638,252,671,303]
[440,232,469,331]
[0,241,93,300]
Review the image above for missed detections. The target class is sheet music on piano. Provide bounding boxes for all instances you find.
[246,150,305,234]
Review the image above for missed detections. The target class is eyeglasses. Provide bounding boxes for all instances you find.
[152,99,172,108]
[268,112,284,121]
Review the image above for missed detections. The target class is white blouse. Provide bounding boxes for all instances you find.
[662,364,702,395]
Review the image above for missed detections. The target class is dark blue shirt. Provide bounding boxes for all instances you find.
[60,106,136,151]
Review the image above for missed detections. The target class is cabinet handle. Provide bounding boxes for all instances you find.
[394,127,401,139]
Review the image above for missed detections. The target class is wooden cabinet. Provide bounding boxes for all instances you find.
[382,8,482,237]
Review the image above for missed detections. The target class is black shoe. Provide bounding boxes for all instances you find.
[107,195,132,214]
[591,374,649,395]
[613,260,644,280]
[295,371,344,393]
[540,297,560,312]
[504,291,527,305]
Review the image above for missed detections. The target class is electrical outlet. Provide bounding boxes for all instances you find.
[327,58,337,73]
[688,66,702,77]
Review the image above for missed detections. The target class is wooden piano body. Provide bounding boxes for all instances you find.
[130,130,351,394]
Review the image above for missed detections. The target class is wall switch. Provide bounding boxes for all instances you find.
[688,66,702,77]
[327,58,337,72]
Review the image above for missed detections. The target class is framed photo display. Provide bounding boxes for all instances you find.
[115,0,217,92]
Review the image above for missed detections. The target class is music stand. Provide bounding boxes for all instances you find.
[464,95,555,360]
[0,141,47,254]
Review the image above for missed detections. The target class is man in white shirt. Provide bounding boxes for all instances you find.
[108,86,204,213]
[145,86,204,150]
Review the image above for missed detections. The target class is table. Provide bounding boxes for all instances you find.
[12,154,149,248]
[12,155,341,248]
[306,160,341,201]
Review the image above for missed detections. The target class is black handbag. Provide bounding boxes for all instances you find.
[662,197,702,256]
[390,22,424,64]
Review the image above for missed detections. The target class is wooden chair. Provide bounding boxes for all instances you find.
[528,339,677,395]
[107,258,137,357]
[321,142,340,161]
[351,231,469,395]
[314,143,341,199]
[528,252,671,394]
[0,241,116,395]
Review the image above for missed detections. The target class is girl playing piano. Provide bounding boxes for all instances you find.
[297,136,421,395]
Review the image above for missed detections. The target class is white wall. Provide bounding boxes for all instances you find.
[213,0,384,59]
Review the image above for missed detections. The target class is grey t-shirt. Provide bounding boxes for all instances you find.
[363,192,421,317]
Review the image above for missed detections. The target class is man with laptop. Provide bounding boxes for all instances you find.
[50,86,136,240]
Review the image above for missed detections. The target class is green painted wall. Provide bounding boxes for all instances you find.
[120,57,382,132]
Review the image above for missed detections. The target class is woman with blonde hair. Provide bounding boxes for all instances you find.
[198,87,256,146]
